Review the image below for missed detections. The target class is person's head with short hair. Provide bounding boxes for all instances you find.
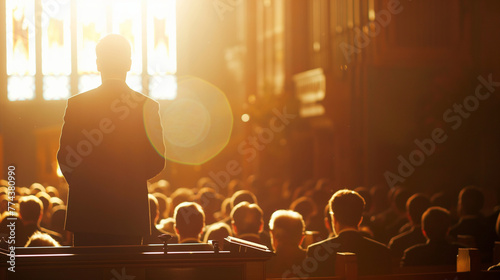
[153,192,169,220]
[25,231,60,247]
[196,187,223,225]
[45,186,59,198]
[169,188,195,217]
[50,197,64,209]
[230,190,258,209]
[174,202,205,243]
[50,205,67,233]
[269,210,305,251]
[289,197,317,224]
[422,206,451,241]
[329,189,365,234]
[29,183,45,195]
[96,34,131,77]
[407,193,431,226]
[230,202,263,236]
[19,195,43,225]
[458,186,484,216]
[203,222,232,250]
[393,187,412,214]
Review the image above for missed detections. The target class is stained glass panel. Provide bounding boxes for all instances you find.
[148,0,177,100]
[6,0,36,101]
[42,1,71,100]
[77,0,107,93]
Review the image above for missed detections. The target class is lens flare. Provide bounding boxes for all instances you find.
[146,76,233,165]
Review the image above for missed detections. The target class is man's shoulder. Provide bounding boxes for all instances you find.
[360,235,391,253]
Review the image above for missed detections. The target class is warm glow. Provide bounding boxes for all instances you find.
[241,114,250,122]
[56,163,63,178]
[6,0,36,101]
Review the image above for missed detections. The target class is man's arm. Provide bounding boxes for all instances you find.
[57,98,79,184]
[143,98,166,177]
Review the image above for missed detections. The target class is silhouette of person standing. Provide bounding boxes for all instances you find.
[57,34,165,246]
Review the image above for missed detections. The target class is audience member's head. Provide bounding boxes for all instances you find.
[196,187,223,225]
[25,231,60,247]
[407,193,431,226]
[169,188,195,217]
[148,194,160,226]
[230,190,258,209]
[393,187,412,214]
[174,202,205,243]
[153,192,169,220]
[231,202,263,236]
[290,197,317,225]
[458,186,484,216]
[36,192,52,225]
[269,210,305,251]
[96,34,131,74]
[50,197,64,209]
[50,205,67,232]
[45,186,59,198]
[19,195,43,225]
[422,207,451,241]
[203,222,232,250]
[329,189,365,233]
[29,183,45,195]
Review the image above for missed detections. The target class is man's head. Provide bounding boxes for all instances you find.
[173,202,205,242]
[230,202,263,236]
[269,210,305,250]
[422,206,451,241]
[19,195,43,225]
[458,186,484,216]
[329,189,365,233]
[407,193,430,226]
[96,34,131,75]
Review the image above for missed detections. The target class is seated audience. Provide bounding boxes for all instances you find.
[153,192,170,220]
[230,202,265,245]
[266,210,306,278]
[174,202,205,243]
[290,197,317,231]
[25,231,61,247]
[389,193,430,259]
[307,189,391,277]
[449,186,494,262]
[402,207,463,266]
[18,195,62,246]
[35,192,52,228]
[203,222,232,250]
[45,186,60,198]
[196,187,224,225]
[230,190,258,209]
[169,188,195,217]
[143,194,169,244]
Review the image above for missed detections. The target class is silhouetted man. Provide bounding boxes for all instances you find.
[307,189,391,277]
[57,34,165,246]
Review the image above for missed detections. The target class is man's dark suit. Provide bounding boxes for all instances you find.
[388,226,427,259]
[306,230,392,277]
[401,240,462,266]
[57,79,165,239]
